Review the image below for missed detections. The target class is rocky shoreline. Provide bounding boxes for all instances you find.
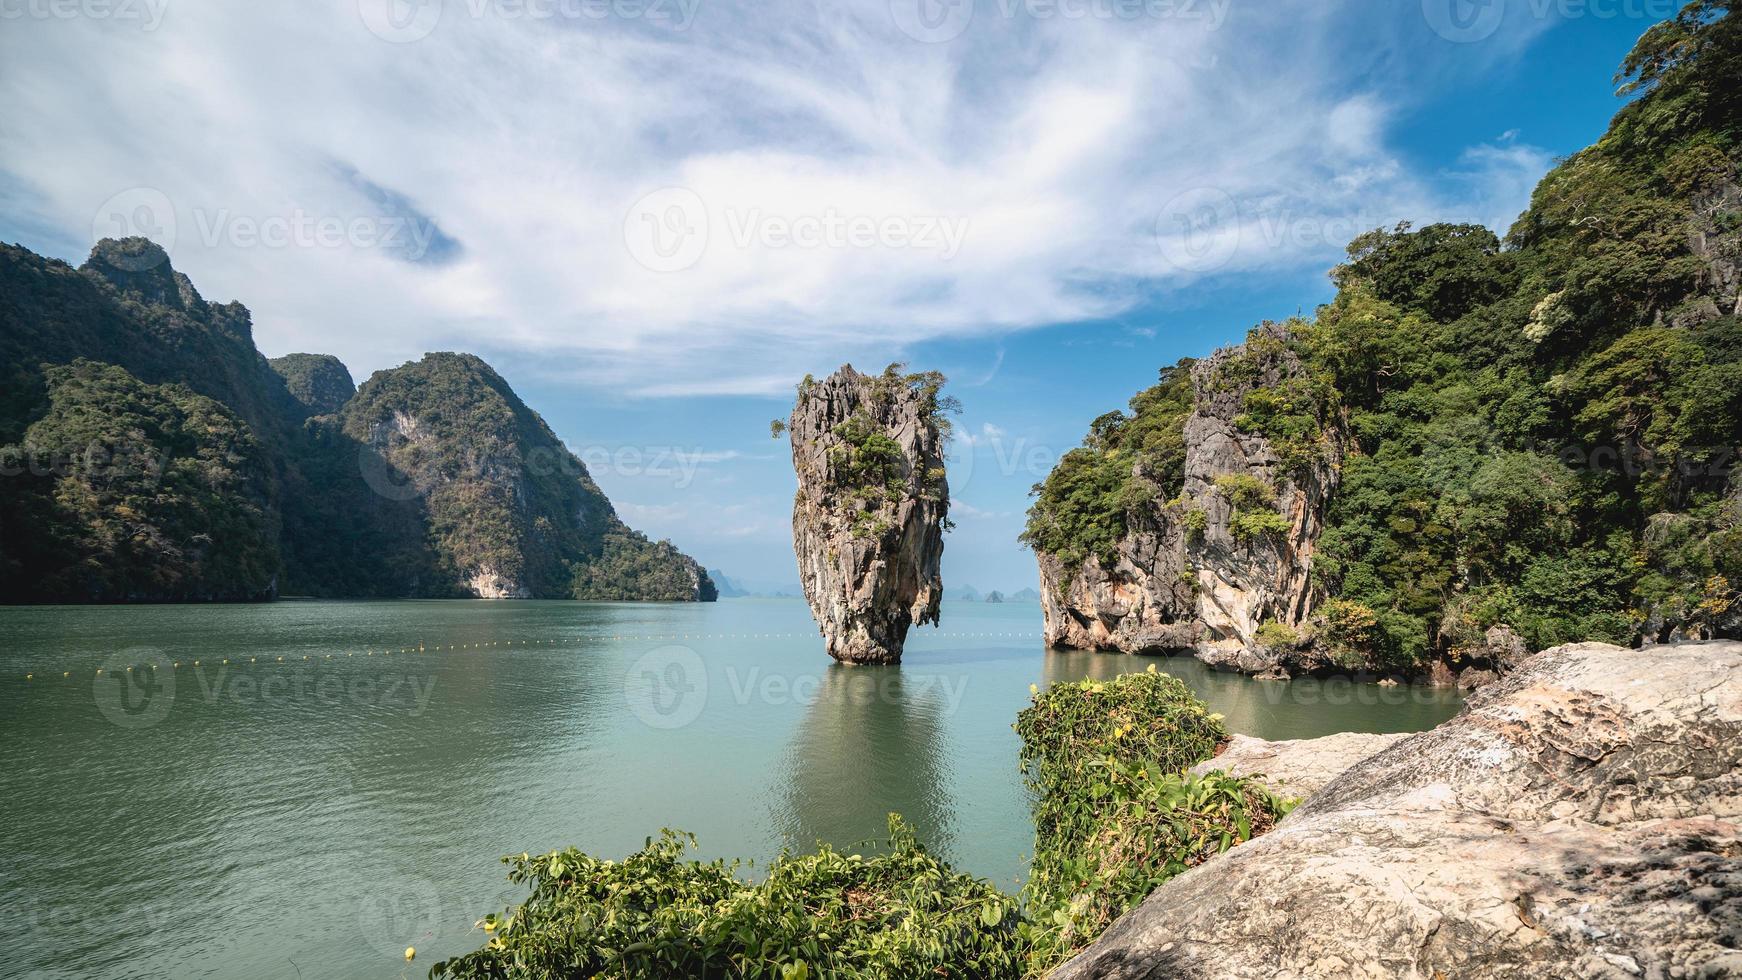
[1052,640,1742,979]
[1062,622,1528,690]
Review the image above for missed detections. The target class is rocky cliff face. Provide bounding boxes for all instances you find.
[1690,178,1741,318]
[343,352,715,601]
[787,366,948,664]
[1038,323,1343,676]
[1054,640,1742,980]
[0,239,712,603]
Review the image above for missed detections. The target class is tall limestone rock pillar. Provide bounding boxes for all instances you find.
[784,365,951,665]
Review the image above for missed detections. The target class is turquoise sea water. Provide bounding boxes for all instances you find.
[0,598,1461,979]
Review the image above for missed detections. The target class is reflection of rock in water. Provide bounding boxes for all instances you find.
[776,665,955,856]
[1040,649,1140,689]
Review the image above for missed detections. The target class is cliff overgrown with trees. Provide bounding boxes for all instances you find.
[0,239,713,603]
[1025,0,1742,674]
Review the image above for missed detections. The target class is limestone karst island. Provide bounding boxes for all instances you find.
[2,3,1739,979]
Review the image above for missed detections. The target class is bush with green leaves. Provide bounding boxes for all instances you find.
[432,815,1023,980]
[1013,666,1290,972]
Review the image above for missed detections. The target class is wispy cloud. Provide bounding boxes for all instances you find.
[951,499,1012,521]
[0,0,1556,395]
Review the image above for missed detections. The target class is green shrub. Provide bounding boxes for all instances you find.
[1021,767,1287,971]
[1181,506,1209,542]
[1213,474,1291,543]
[1014,666,1289,972]
[1230,509,1292,543]
[1211,473,1276,510]
[1317,598,1380,667]
[432,815,1025,980]
[1254,620,1301,649]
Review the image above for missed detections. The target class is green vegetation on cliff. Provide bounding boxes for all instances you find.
[437,668,1280,980]
[269,352,356,417]
[0,241,713,603]
[1024,2,1742,666]
[572,530,718,602]
[342,352,714,600]
[0,360,278,600]
[1019,360,1195,569]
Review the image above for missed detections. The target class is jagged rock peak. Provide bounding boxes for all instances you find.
[269,353,356,416]
[82,237,195,309]
[785,364,952,664]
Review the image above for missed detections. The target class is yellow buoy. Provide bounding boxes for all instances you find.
[404,946,415,961]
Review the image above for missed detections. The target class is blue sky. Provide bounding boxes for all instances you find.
[0,0,1672,591]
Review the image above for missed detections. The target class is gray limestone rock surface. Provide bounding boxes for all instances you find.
[1039,323,1343,677]
[1052,641,1742,980]
[787,366,948,664]
[1186,731,1407,801]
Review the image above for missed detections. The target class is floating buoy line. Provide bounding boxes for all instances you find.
[13,629,1042,681]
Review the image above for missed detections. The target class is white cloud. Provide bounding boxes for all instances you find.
[950,499,1011,521]
[0,0,1557,395]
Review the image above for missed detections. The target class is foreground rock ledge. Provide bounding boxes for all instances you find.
[1186,731,1406,801]
[1053,641,1742,980]
[786,366,948,665]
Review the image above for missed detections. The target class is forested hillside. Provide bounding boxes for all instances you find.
[0,239,713,603]
[1025,1,1741,673]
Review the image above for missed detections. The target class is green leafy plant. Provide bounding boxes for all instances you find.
[432,815,1024,980]
[1014,666,1290,972]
